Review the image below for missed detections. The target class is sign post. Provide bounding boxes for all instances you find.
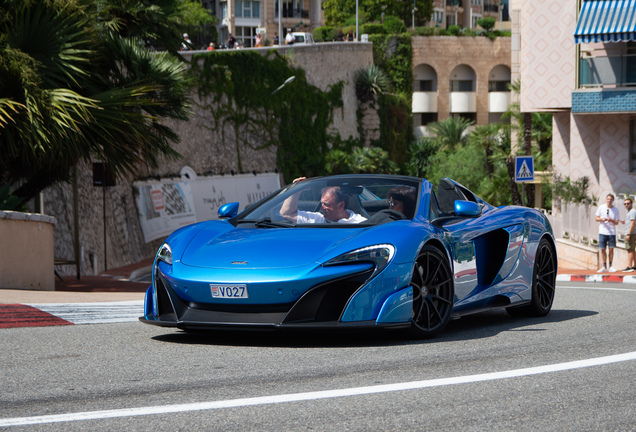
[515,156,534,207]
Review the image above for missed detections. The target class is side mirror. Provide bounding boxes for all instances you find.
[218,202,240,219]
[454,200,481,217]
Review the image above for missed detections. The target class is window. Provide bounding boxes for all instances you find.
[451,112,477,122]
[631,119,636,172]
[277,0,305,19]
[451,80,473,92]
[418,80,434,92]
[432,10,444,26]
[419,113,439,126]
[235,26,257,47]
[488,81,510,92]
[220,1,227,20]
[236,1,260,19]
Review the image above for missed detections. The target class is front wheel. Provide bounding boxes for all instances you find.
[409,245,454,338]
[507,238,557,317]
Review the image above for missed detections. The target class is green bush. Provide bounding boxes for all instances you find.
[361,23,384,35]
[477,17,496,31]
[383,16,407,34]
[413,26,436,36]
[447,25,461,36]
[314,26,334,42]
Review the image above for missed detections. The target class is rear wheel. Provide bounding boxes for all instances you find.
[507,237,556,317]
[409,245,454,338]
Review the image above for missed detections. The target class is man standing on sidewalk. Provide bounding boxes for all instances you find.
[595,193,620,272]
[622,198,636,271]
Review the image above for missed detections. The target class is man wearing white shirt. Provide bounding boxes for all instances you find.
[595,193,620,272]
[280,178,366,224]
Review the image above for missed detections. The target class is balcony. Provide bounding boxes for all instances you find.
[579,53,636,88]
[412,92,438,113]
[573,53,636,114]
[488,92,510,113]
[450,92,477,113]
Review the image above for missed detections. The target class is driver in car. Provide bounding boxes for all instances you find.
[280,177,367,224]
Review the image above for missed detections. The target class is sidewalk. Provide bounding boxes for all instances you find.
[2,261,635,306]
[0,258,153,304]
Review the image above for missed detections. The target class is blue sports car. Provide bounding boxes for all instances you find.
[140,174,557,338]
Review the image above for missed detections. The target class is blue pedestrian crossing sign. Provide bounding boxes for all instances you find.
[515,156,534,182]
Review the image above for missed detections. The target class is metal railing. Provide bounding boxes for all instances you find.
[579,53,636,87]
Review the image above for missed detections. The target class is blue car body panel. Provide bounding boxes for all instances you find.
[140,175,555,333]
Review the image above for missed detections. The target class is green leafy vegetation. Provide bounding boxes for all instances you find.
[190,50,345,182]
[0,0,191,203]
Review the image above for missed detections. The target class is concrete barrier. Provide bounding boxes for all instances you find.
[0,211,56,290]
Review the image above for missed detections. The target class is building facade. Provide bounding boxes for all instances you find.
[431,0,510,30]
[412,35,511,137]
[201,0,325,47]
[516,0,636,268]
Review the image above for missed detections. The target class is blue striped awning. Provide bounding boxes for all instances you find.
[574,0,636,44]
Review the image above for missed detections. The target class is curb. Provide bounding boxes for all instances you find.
[557,274,636,284]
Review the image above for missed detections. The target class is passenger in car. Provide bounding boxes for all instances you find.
[387,186,417,219]
[280,177,367,224]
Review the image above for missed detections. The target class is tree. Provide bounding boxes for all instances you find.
[477,17,496,31]
[468,123,502,178]
[322,0,433,28]
[0,0,190,206]
[355,64,391,103]
[427,116,473,151]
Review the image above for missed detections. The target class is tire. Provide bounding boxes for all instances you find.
[409,245,454,338]
[507,237,557,317]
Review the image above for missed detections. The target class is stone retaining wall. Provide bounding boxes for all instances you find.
[0,211,56,290]
[46,43,375,276]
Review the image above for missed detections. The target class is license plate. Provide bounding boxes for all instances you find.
[210,284,248,299]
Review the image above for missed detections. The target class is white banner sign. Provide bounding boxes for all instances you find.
[134,172,281,243]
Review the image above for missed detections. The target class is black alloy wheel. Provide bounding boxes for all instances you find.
[507,237,557,317]
[409,245,454,338]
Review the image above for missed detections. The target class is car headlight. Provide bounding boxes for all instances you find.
[324,244,395,278]
[156,243,173,265]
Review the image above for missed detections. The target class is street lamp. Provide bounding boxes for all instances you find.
[356,0,359,42]
[278,0,282,45]
[412,0,417,30]
[271,76,296,95]
[454,1,458,27]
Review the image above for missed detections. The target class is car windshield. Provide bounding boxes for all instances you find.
[233,175,421,228]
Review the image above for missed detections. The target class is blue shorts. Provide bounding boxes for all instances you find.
[599,234,616,249]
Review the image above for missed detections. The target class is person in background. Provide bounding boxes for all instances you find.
[346,29,355,42]
[595,193,620,272]
[255,33,263,47]
[285,29,294,45]
[227,33,236,49]
[207,42,215,51]
[273,32,279,45]
[622,198,636,271]
[181,33,192,51]
[336,30,344,42]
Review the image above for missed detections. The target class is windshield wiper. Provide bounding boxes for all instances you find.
[236,218,294,228]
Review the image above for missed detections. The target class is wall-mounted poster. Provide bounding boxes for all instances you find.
[133,171,281,243]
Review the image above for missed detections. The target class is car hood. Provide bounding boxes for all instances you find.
[180,224,365,269]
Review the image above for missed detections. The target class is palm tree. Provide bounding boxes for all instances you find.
[355,64,392,103]
[469,123,502,177]
[0,0,190,205]
[427,116,474,151]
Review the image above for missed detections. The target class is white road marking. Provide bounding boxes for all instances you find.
[25,301,143,325]
[1,351,635,427]
[559,286,636,293]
